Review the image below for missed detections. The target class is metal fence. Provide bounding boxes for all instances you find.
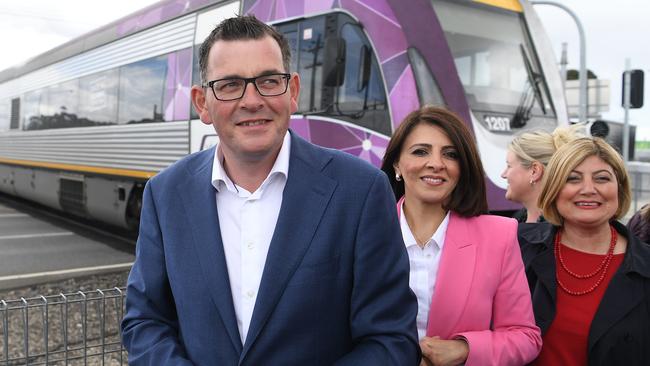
[0,288,126,366]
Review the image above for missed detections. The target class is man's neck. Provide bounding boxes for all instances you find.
[221,149,280,193]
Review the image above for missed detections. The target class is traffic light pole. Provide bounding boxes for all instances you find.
[623,58,631,163]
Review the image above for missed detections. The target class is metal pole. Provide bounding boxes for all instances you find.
[560,42,568,91]
[623,58,631,163]
[532,1,588,122]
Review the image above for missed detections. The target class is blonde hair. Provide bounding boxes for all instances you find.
[509,124,585,168]
[538,137,632,225]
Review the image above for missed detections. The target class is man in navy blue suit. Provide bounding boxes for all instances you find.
[121,15,418,365]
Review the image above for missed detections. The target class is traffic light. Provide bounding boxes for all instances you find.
[622,70,644,108]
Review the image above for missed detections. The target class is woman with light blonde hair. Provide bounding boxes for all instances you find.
[502,124,584,223]
[519,137,650,365]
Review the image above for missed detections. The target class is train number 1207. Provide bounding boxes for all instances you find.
[484,115,511,132]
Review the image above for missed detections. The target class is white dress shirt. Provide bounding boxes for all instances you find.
[211,132,291,344]
[399,201,450,340]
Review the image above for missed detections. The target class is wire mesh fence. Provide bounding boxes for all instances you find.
[0,287,126,365]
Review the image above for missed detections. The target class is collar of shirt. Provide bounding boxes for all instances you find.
[210,131,291,197]
[399,199,450,250]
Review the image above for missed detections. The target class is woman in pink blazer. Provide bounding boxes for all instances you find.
[381,107,541,366]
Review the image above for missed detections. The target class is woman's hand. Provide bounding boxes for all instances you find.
[419,336,469,366]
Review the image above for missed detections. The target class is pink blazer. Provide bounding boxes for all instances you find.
[398,200,542,365]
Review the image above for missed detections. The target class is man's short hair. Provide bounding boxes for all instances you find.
[198,15,292,83]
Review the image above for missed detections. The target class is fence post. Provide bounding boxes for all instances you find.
[78,291,87,366]
[115,287,124,366]
[40,296,48,365]
[20,298,28,365]
[1,300,8,366]
[60,293,69,365]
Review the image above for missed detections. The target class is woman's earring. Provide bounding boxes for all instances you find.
[529,179,535,186]
[396,173,402,181]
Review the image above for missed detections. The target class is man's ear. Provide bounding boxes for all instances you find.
[289,72,300,114]
[191,85,212,125]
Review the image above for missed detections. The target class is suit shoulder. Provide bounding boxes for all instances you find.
[150,148,213,185]
[311,143,384,179]
[467,214,518,232]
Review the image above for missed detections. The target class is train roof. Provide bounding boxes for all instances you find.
[0,0,221,84]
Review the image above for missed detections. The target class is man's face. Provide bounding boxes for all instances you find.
[192,35,299,164]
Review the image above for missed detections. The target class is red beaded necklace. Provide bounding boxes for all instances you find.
[554,225,617,296]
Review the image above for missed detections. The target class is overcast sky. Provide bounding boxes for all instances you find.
[0,0,648,139]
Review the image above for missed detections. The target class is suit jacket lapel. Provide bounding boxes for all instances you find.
[241,134,337,359]
[178,148,243,354]
[588,225,649,352]
[427,213,476,338]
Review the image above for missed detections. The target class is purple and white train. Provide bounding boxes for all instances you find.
[0,0,568,229]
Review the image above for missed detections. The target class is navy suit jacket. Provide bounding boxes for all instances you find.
[121,132,419,365]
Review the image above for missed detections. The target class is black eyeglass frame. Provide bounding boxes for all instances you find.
[203,73,292,101]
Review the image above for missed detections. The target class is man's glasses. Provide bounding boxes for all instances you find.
[203,73,291,101]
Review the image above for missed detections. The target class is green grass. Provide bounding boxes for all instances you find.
[637,141,650,149]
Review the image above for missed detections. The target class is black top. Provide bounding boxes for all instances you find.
[627,204,650,244]
[512,208,545,223]
[518,221,650,366]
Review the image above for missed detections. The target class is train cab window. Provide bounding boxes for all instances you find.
[432,0,555,123]
[78,69,119,126]
[118,55,167,124]
[277,13,390,136]
[408,47,446,107]
[336,23,389,135]
[294,16,326,113]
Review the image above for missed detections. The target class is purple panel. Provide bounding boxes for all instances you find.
[289,118,311,140]
[117,0,211,36]
[304,0,335,14]
[311,121,362,149]
[342,124,366,141]
[164,53,178,121]
[173,48,193,120]
[340,0,406,63]
[369,153,383,167]
[246,0,275,21]
[342,147,363,156]
[486,180,518,211]
[356,0,399,24]
[386,0,471,129]
[381,52,409,91]
[389,65,419,129]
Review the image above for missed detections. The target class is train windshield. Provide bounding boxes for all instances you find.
[433,0,555,127]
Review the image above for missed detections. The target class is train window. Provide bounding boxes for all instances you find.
[295,17,326,112]
[276,22,299,74]
[433,0,554,119]
[336,22,390,135]
[35,80,81,130]
[78,69,119,127]
[0,99,8,131]
[118,55,167,124]
[22,89,43,130]
[10,98,19,129]
[277,13,390,135]
[408,47,446,107]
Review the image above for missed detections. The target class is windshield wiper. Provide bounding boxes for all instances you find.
[512,44,546,128]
